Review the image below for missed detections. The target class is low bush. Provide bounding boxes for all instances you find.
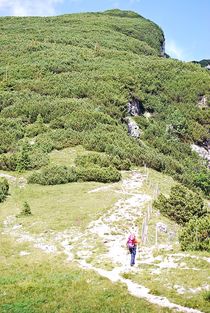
[0,118,24,153]
[15,141,49,172]
[37,129,82,150]
[28,164,121,185]
[75,152,131,170]
[192,171,210,196]
[75,165,121,183]
[179,215,210,251]
[25,122,48,137]
[0,153,18,171]
[0,147,49,172]
[28,165,75,185]
[153,184,207,225]
[0,177,9,202]
[34,136,54,153]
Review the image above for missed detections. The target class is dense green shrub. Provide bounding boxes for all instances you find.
[111,156,131,170]
[25,114,48,137]
[28,147,49,170]
[37,129,82,151]
[15,142,32,172]
[0,153,18,171]
[28,164,121,185]
[15,141,49,172]
[179,216,210,251]
[75,165,121,183]
[0,118,24,153]
[191,171,210,196]
[0,177,9,202]
[75,152,131,170]
[34,136,54,153]
[28,165,74,185]
[153,184,207,225]
[0,141,49,171]
[0,10,210,195]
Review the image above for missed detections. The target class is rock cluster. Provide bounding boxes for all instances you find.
[191,144,210,168]
[125,117,141,138]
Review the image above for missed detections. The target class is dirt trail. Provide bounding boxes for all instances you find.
[0,173,26,188]
[2,171,207,313]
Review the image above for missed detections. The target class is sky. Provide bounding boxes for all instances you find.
[0,0,209,62]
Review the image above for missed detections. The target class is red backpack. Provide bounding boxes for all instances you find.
[127,234,135,248]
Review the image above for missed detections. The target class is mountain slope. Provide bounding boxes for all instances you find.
[0,9,209,195]
[0,11,210,312]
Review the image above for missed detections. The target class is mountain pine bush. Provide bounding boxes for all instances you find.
[28,164,121,185]
[153,184,207,225]
[0,10,209,194]
[179,216,210,251]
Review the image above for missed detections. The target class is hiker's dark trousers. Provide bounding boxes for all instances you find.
[129,246,137,266]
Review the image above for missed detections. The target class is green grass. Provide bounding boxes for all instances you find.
[0,235,171,313]
[0,181,120,233]
[49,146,86,167]
[139,167,176,197]
[0,145,122,233]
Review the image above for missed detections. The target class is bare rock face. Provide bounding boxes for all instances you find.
[125,117,140,138]
[191,144,210,168]
[198,95,208,108]
[127,98,144,116]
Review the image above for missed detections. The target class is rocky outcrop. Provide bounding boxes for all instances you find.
[191,144,210,168]
[125,117,140,138]
[127,98,144,116]
[198,95,208,108]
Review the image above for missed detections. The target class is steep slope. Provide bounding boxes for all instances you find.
[0,10,209,195]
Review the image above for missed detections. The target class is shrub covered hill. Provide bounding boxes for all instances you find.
[0,9,210,195]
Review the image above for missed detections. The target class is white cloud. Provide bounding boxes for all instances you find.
[0,0,63,16]
[166,40,184,60]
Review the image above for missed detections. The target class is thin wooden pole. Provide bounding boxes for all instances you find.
[155,225,158,246]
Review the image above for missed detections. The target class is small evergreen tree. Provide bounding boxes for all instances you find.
[16,141,31,172]
[179,216,210,251]
[20,201,32,216]
[153,184,207,225]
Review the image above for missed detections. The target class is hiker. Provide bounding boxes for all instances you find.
[127,233,139,266]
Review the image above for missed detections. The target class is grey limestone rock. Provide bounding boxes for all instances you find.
[127,98,144,116]
[198,95,208,108]
[125,117,140,138]
[191,144,210,168]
